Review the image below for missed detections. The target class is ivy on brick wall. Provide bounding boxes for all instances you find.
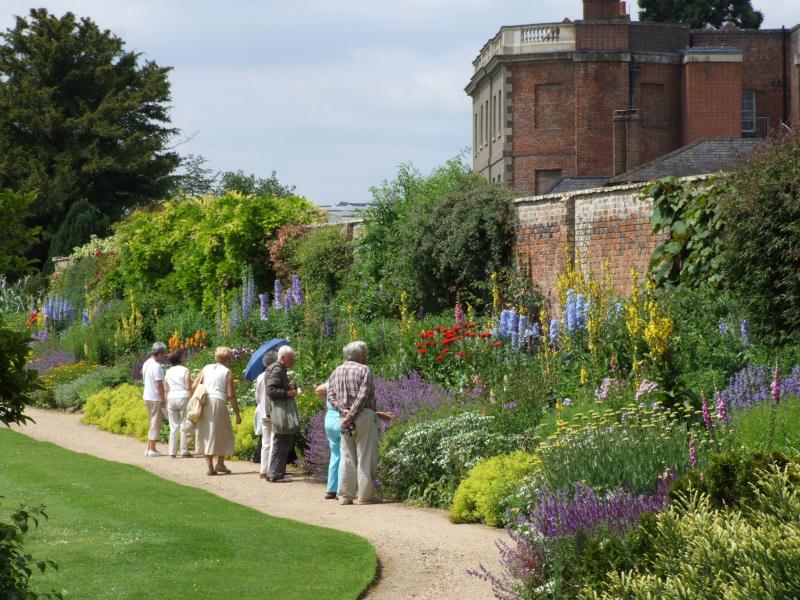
[646,175,728,290]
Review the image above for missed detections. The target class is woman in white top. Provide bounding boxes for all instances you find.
[164,349,192,458]
[192,346,241,476]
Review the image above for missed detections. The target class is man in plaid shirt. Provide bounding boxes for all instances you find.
[328,340,380,505]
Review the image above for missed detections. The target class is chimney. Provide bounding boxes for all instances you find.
[583,0,628,20]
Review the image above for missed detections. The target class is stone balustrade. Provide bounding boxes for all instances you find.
[473,23,576,71]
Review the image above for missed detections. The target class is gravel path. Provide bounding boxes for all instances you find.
[14,408,506,600]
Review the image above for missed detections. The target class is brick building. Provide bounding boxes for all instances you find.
[466,0,800,195]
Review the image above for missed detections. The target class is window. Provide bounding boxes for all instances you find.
[473,113,478,156]
[485,100,489,142]
[479,104,484,146]
[491,94,495,139]
[497,90,503,136]
[742,91,756,134]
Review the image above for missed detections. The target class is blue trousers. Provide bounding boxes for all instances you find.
[324,408,341,493]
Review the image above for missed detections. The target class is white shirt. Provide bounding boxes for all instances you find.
[142,357,164,402]
[165,365,189,398]
[202,364,229,398]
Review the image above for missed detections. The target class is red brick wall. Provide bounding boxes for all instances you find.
[682,60,742,145]
[514,196,574,307]
[513,180,690,302]
[692,31,786,131]
[575,60,630,175]
[583,0,627,21]
[790,28,800,124]
[576,22,630,50]
[509,61,576,195]
[637,62,683,164]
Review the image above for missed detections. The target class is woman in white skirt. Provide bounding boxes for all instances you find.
[164,349,192,458]
[193,346,242,475]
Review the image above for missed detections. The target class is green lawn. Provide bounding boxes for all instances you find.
[0,429,376,599]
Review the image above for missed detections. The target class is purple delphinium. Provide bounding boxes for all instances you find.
[565,289,577,332]
[323,317,335,338]
[718,319,730,336]
[701,393,713,431]
[273,279,283,310]
[739,319,750,344]
[503,402,518,410]
[302,372,456,481]
[231,303,240,329]
[258,293,268,321]
[284,293,292,314]
[242,267,255,319]
[522,480,670,539]
[549,319,559,345]
[290,273,303,306]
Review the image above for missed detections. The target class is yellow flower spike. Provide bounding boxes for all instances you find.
[580,366,588,385]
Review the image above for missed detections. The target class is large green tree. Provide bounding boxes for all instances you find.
[639,0,763,29]
[0,9,180,264]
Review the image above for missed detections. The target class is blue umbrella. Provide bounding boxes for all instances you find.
[243,338,290,381]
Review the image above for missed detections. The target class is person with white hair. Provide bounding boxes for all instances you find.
[142,341,168,457]
[254,349,279,479]
[264,345,299,482]
[328,340,381,505]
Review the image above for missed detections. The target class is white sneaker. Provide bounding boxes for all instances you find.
[145,450,163,457]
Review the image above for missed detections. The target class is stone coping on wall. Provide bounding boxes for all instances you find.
[513,174,711,207]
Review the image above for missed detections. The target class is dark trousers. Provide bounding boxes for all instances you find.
[268,433,295,479]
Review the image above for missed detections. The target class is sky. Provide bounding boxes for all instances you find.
[3,1,800,210]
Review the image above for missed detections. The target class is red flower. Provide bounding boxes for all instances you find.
[456,351,464,359]
[492,341,503,347]
[442,348,449,355]
[466,331,476,338]
[424,341,432,347]
[436,355,444,361]
[435,326,442,332]
[419,348,427,355]
[479,332,492,339]
[467,322,477,328]
[416,343,423,350]
[457,335,463,341]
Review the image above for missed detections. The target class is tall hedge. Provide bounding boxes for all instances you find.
[720,136,800,343]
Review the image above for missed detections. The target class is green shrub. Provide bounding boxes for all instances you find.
[449,451,539,527]
[290,226,352,302]
[0,316,41,426]
[32,361,98,407]
[232,405,257,460]
[721,135,800,344]
[82,384,159,441]
[584,464,800,599]
[379,411,520,508]
[669,450,791,508]
[104,192,320,311]
[48,198,110,263]
[729,397,800,454]
[51,364,130,410]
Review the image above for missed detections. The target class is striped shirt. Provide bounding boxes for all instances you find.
[328,360,376,422]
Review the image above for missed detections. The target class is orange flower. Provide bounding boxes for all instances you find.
[195,330,201,340]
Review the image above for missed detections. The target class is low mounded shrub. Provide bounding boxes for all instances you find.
[82,384,163,442]
[450,451,539,527]
[51,364,130,409]
[232,405,257,461]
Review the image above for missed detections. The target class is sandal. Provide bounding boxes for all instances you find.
[206,470,218,476]
[215,466,231,474]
